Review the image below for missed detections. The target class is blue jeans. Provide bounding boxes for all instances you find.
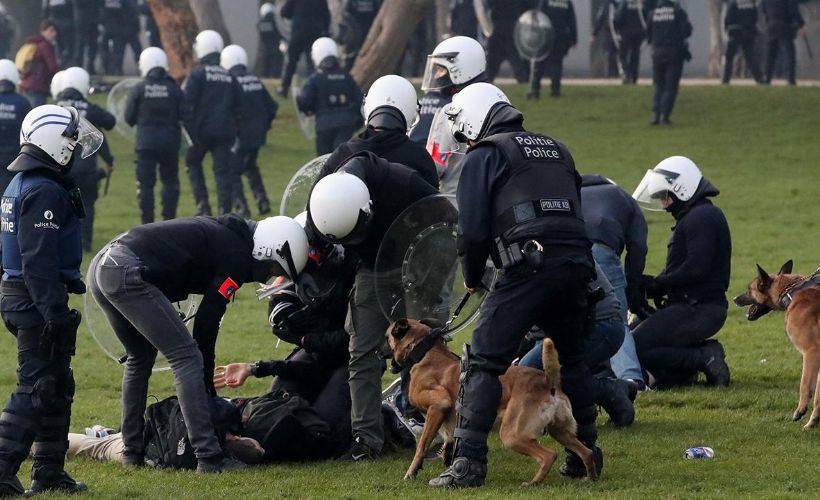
[520,318,625,370]
[592,243,644,382]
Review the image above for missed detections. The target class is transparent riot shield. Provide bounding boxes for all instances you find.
[513,9,555,63]
[292,74,316,141]
[106,77,141,141]
[279,153,330,216]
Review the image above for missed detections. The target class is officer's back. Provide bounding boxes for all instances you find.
[614,0,647,37]
[184,53,241,142]
[647,0,692,50]
[762,0,803,36]
[124,65,183,152]
[0,79,31,190]
[297,61,362,133]
[228,65,278,150]
[282,0,330,32]
[725,0,759,33]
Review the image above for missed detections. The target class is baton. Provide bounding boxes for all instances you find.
[103,169,112,196]
[802,32,813,60]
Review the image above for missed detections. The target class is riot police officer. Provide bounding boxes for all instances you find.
[87,215,309,472]
[220,44,278,217]
[278,0,330,97]
[55,66,115,252]
[529,0,577,99]
[321,74,438,189]
[0,61,31,195]
[429,83,601,487]
[73,0,102,74]
[723,0,764,84]
[484,0,530,83]
[763,0,804,85]
[101,0,140,75]
[647,0,692,125]
[184,30,243,216]
[257,2,284,78]
[296,38,362,156]
[42,0,75,66]
[632,156,731,388]
[339,0,382,70]
[614,0,648,84]
[124,47,183,224]
[308,153,438,461]
[0,104,100,496]
[410,36,485,195]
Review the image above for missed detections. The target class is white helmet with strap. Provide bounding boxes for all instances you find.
[61,66,90,98]
[194,30,224,60]
[220,44,248,70]
[362,75,419,132]
[422,36,486,92]
[252,216,310,279]
[310,37,339,67]
[0,59,19,86]
[632,156,703,211]
[260,2,275,17]
[138,46,168,77]
[443,82,510,142]
[17,104,103,167]
[308,171,372,244]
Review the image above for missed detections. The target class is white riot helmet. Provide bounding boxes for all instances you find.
[50,70,65,99]
[362,75,419,132]
[443,82,511,142]
[252,216,310,279]
[260,2,275,17]
[16,105,103,168]
[308,170,372,244]
[310,37,339,67]
[194,30,224,60]
[0,59,19,86]
[632,156,703,211]
[422,36,486,92]
[61,66,90,98]
[138,46,168,77]
[220,44,248,70]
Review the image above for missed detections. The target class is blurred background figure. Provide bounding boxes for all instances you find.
[529,0,578,99]
[257,2,284,78]
[448,0,478,37]
[17,19,59,107]
[615,0,649,84]
[484,0,529,83]
[338,0,382,71]
[591,0,621,80]
[278,0,330,97]
[763,0,804,85]
[102,0,141,76]
[140,0,162,48]
[0,59,30,194]
[0,5,15,59]
[647,0,691,125]
[73,0,102,74]
[42,0,75,66]
[723,0,764,84]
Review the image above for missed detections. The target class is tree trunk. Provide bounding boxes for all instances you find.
[146,0,199,80]
[189,0,231,44]
[707,0,725,77]
[351,0,433,88]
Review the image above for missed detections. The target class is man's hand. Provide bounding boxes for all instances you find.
[213,363,251,389]
[464,281,478,294]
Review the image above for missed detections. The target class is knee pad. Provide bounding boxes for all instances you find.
[31,376,58,410]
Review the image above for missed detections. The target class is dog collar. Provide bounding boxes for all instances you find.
[778,268,820,309]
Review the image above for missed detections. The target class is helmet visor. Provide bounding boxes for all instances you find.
[76,116,103,159]
[421,56,455,92]
[632,169,672,211]
[426,107,466,163]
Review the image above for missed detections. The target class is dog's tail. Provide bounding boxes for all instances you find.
[541,338,560,393]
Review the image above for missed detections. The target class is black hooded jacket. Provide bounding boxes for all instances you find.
[321,127,439,189]
[124,67,184,151]
[183,52,242,142]
[656,178,731,306]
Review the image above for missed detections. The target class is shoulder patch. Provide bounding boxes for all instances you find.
[218,277,239,300]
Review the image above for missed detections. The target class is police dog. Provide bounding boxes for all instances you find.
[386,318,597,485]
[734,260,820,430]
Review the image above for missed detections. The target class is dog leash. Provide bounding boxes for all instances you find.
[442,292,473,341]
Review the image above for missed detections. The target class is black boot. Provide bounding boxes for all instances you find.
[26,469,86,496]
[339,435,381,462]
[700,340,730,387]
[559,409,602,479]
[596,378,635,428]
[257,199,271,215]
[195,202,212,217]
[559,445,603,478]
[428,457,487,488]
[661,114,671,125]
[650,113,661,125]
[526,90,540,100]
[0,476,24,498]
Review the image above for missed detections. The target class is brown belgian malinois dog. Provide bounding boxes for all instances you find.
[386,318,598,485]
[734,260,820,430]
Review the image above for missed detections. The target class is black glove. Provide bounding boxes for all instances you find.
[66,279,86,295]
[41,309,81,359]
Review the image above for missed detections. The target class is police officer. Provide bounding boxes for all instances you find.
[73,0,101,74]
[308,153,439,460]
[257,2,284,78]
[296,38,362,156]
[0,61,31,195]
[321,75,438,189]
[55,66,114,253]
[184,30,242,216]
[614,0,648,84]
[529,0,577,99]
[429,83,601,487]
[42,0,75,66]
[86,215,309,472]
[484,0,530,83]
[339,0,382,71]
[278,0,330,97]
[647,0,691,125]
[411,36,485,195]
[591,0,620,79]
[723,0,764,84]
[763,0,804,85]
[220,44,278,217]
[124,47,183,224]
[0,104,99,496]
[101,0,140,75]
[632,156,731,388]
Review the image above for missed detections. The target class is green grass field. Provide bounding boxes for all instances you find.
[1,83,819,498]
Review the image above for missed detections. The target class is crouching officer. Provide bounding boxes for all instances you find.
[0,104,101,496]
[125,47,184,224]
[429,83,601,488]
[308,153,438,461]
[321,74,438,188]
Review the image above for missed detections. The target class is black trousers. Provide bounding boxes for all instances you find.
[486,32,529,83]
[74,172,100,253]
[634,302,727,383]
[281,30,317,92]
[54,20,75,66]
[102,29,125,75]
[136,148,180,224]
[259,40,284,78]
[316,126,357,156]
[74,20,99,73]
[185,138,237,215]
[619,35,644,83]
[0,309,75,480]
[232,147,270,215]
[724,31,762,83]
[456,260,597,462]
[765,34,797,85]
[532,48,568,96]
[652,51,684,116]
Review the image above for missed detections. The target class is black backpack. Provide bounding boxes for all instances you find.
[240,390,332,461]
